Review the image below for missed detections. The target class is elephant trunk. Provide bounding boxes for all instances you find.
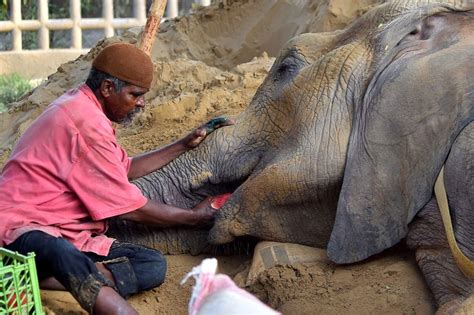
[134,114,267,207]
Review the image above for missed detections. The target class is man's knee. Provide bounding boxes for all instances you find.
[103,244,167,296]
[134,248,167,291]
[122,244,167,291]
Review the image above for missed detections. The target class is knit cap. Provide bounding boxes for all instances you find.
[92,42,154,89]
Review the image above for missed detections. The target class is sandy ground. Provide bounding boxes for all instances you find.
[0,1,439,314]
[40,244,435,315]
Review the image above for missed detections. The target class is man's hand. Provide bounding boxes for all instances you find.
[191,196,219,225]
[182,116,235,149]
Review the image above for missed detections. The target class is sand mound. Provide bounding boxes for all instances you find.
[0,1,437,314]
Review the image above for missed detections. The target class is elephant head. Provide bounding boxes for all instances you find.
[124,0,473,265]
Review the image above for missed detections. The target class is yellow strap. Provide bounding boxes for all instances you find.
[434,166,474,278]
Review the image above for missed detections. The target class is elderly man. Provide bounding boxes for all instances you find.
[0,42,233,314]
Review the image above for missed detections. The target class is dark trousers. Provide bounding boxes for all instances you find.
[5,230,167,313]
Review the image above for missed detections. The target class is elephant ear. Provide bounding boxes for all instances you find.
[326,45,473,264]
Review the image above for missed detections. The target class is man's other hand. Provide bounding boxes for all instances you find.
[183,116,235,149]
[191,197,219,224]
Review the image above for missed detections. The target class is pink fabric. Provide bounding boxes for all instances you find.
[0,84,147,255]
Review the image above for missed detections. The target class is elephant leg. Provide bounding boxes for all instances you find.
[210,154,339,247]
[407,198,474,314]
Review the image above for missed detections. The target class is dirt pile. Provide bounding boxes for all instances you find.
[0,0,438,314]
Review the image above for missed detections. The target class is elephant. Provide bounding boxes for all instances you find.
[108,0,474,311]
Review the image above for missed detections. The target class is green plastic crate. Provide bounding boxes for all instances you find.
[0,248,44,314]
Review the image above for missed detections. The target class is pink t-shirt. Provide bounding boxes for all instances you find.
[0,84,148,255]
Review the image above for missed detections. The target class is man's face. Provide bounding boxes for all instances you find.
[103,81,149,125]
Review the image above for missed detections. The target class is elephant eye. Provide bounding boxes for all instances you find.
[404,14,444,43]
[396,24,423,47]
[407,24,422,39]
[277,63,292,74]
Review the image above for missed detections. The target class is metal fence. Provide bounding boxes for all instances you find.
[0,0,211,51]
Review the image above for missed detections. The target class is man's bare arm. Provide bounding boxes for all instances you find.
[118,198,215,226]
[128,140,188,180]
[128,117,234,180]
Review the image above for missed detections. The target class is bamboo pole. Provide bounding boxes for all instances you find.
[138,0,167,55]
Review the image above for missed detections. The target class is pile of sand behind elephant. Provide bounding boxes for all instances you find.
[0,0,449,314]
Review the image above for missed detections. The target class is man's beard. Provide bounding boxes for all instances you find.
[117,107,142,126]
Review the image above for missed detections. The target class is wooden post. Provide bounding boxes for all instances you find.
[138,0,167,55]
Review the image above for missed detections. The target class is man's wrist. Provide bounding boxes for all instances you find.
[184,210,202,225]
[174,138,191,153]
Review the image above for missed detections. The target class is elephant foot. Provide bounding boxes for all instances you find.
[209,200,248,245]
[208,218,237,244]
[437,298,464,315]
[437,295,474,315]
[454,295,474,315]
[407,199,474,313]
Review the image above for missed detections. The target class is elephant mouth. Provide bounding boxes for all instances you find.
[200,182,240,213]
[210,193,232,210]
[190,166,254,209]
